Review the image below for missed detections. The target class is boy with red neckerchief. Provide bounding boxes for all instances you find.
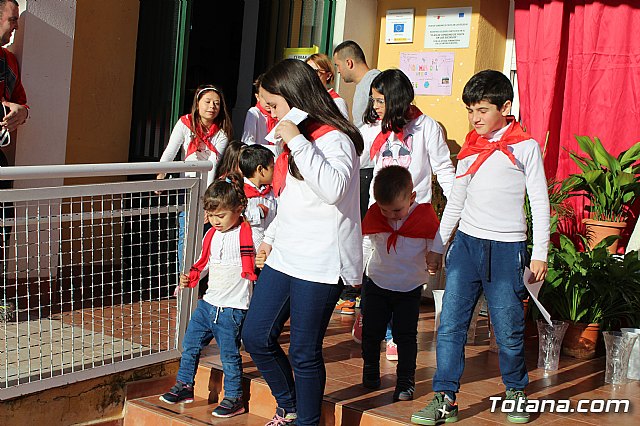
[241,75,279,156]
[411,70,550,425]
[361,165,439,402]
[239,144,277,248]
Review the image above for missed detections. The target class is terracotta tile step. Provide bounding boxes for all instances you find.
[124,396,271,425]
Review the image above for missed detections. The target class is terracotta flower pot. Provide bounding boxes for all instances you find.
[561,322,600,359]
[583,218,626,254]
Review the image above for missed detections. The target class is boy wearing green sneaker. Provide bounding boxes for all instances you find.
[411,70,550,425]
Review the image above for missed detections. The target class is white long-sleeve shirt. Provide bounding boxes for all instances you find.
[159,119,228,186]
[243,177,277,247]
[361,114,455,205]
[431,123,551,261]
[201,224,262,310]
[362,203,432,292]
[263,130,363,286]
[241,107,280,156]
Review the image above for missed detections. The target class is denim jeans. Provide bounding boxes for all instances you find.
[177,299,246,399]
[361,278,421,389]
[242,265,343,426]
[433,231,529,395]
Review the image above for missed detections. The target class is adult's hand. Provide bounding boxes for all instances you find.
[1,101,28,132]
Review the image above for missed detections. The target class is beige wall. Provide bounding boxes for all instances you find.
[65,0,139,171]
[375,0,510,150]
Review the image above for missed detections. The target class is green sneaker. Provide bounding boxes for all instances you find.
[505,389,530,424]
[411,393,458,425]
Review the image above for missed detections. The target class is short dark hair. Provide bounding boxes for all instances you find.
[363,69,415,133]
[373,165,413,205]
[252,74,264,95]
[462,70,513,109]
[239,144,274,178]
[214,140,246,180]
[333,40,367,64]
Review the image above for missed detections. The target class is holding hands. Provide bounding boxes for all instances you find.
[426,251,442,276]
[255,242,272,269]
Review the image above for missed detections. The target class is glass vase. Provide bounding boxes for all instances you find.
[603,331,638,384]
[619,328,640,380]
[537,320,569,373]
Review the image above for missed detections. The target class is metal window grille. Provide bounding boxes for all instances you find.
[0,162,208,400]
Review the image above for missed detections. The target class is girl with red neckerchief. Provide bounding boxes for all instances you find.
[158,84,232,186]
[241,59,364,426]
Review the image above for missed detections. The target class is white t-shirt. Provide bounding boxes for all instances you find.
[363,203,432,292]
[160,118,228,186]
[432,123,550,261]
[241,107,280,156]
[361,114,455,205]
[263,130,363,286]
[201,224,262,310]
[243,177,277,247]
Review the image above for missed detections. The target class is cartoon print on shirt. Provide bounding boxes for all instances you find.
[381,134,413,168]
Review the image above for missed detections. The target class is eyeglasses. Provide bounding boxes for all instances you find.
[370,97,385,106]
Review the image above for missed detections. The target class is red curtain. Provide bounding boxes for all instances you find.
[514,0,640,245]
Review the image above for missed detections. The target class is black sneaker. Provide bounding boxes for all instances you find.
[393,385,415,401]
[505,389,530,424]
[410,392,458,425]
[212,396,245,418]
[266,407,297,425]
[159,381,194,404]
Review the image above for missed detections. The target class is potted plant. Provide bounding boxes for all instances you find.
[540,235,640,359]
[563,136,640,252]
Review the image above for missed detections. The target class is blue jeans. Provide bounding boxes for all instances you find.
[177,299,246,399]
[242,265,343,426]
[433,231,529,395]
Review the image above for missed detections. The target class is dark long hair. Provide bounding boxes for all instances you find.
[261,59,364,179]
[190,84,233,140]
[363,69,415,134]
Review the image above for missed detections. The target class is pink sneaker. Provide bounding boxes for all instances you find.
[352,312,363,344]
[386,339,398,361]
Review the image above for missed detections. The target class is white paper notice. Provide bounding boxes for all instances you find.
[524,267,552,326]
[265,107,309,144]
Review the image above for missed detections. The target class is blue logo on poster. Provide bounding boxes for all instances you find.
[424,81,430,88]
[394,23,404,32]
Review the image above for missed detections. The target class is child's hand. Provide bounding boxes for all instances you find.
[179,273,190,288]
[529,260,548,283]
[426,251,442,275]
[257,203,269,218]
[255,242,272,269]
[274,120,300,144]
[155,173,166,195]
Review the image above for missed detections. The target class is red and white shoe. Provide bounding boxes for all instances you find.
[352,312,363,344]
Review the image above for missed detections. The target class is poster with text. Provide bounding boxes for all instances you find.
[385,9,414,43]
[424,7,472,48]
[399,52,454,96]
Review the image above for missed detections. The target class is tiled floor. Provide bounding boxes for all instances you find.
[192,302,640,425]
[0,300,176,388]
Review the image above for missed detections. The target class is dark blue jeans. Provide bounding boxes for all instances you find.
[242,265,343,426]
[177,299,246,399]
[433,231,529,395]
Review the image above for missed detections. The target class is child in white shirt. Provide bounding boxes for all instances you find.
[160,174,260,419]
[361,165,439,402]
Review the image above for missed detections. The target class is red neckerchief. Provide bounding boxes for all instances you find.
[244,182,272,198]
[271,121,336,197]
[256,102,278,134]
[362,203,440,253]
[369,105,423,160]
[186,221,257,288]
[327,88,341,99]
[181,114,221,159]
[456,116,531,178]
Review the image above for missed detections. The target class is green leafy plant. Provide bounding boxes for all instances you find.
[563,136,640,222]
[541,235,640,330]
